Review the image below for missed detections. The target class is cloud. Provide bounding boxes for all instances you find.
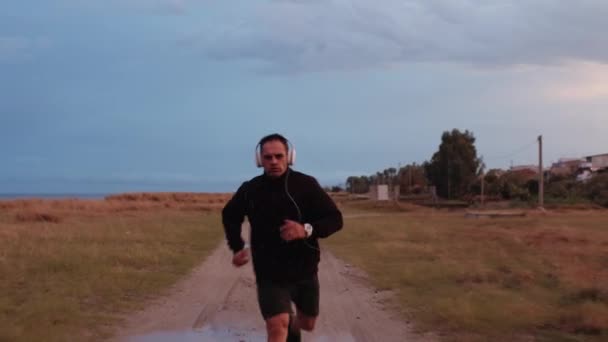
[195,0,608,72]
[541,62,608,102]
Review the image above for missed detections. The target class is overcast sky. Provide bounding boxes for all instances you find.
[2,0,608,193]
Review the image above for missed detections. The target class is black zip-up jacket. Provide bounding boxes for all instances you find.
[222,169,343,282]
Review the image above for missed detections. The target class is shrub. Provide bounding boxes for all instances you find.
[583,174,608,207]
[15,211,62,223]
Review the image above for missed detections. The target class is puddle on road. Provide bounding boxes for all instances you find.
[127,326,266,342]
[127,326,357,342]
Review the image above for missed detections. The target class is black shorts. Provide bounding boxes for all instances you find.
[256,274,320,320]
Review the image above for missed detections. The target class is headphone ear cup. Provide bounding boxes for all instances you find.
[255,144,262,167]
[289,148,296,165]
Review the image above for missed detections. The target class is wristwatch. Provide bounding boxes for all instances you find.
[304,223,313,238]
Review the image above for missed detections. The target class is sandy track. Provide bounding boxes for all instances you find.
[112,229,429,342]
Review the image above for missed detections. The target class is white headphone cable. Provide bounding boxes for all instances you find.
[284,170,320,252]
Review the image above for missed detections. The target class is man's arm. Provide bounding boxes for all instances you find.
[222,182,248,253]
[305,177,343,239]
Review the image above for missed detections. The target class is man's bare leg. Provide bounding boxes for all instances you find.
[266,313,289,342]
[294,308,317,332]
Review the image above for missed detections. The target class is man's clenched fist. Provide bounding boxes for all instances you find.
[232,247,250,267]
[280,219,306,241]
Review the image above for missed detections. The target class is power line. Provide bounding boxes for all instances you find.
[483,139,537,161]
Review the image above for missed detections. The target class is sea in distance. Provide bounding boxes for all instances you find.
[0,193,109,200]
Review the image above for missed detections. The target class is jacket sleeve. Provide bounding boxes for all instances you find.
[305,177,343,239]
[222,182,248,253]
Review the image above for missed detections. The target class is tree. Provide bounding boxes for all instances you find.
[483,169,504,198]
[346,176,356,193]
[346,176,371,194]
[385,167,397,183]
[398,163,427,194]
[424,129,481,199]
[500,171,530,200]
[376,171,384,184]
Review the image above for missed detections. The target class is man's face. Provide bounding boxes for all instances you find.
[261,140,288,178]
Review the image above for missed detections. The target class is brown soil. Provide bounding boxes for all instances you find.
[111,226,430,342]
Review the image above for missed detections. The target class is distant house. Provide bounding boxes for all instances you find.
[509,165,541,180]
[486,169,506,178]
[550,158,584,178]
[575,153,608,182]
[508,165,539,182]
[577,166,593,182]
[510,165,538,174]
[585,153,608,169]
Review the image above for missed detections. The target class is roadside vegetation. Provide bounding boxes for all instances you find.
[0,194,227,342]
[327,200,608,342]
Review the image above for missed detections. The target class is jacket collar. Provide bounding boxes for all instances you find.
[262,168,292,184]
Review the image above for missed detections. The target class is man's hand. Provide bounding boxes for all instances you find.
[232,247,250,267]
[280,219,306,241]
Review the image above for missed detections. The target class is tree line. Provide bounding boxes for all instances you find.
[346,129,481,199]
[344,129,608,207]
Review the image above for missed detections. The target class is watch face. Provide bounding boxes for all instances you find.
[305,224,313,235]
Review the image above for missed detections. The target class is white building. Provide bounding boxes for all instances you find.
[369,185,390,201]
[585,153,608,169]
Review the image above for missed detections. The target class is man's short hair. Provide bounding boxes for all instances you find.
[258,133,289,151]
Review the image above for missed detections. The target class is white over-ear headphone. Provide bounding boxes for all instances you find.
[255,138,296,167]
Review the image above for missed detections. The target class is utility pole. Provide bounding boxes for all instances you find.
[408,166,412,192]
[481,170,485,207]
[397,162,402,201]
[447,159,451,200]
[538,135,544,209]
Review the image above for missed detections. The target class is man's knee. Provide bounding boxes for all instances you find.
[297,315,316,331]
[266,313,289,334]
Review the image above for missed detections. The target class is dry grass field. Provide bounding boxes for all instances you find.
[327,197,608,342]
[3,191,607,342]
[0,193,229,342]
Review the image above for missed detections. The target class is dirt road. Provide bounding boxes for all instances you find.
[112,228,428,342]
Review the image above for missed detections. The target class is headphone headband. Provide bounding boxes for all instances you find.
[255,135,296,167]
